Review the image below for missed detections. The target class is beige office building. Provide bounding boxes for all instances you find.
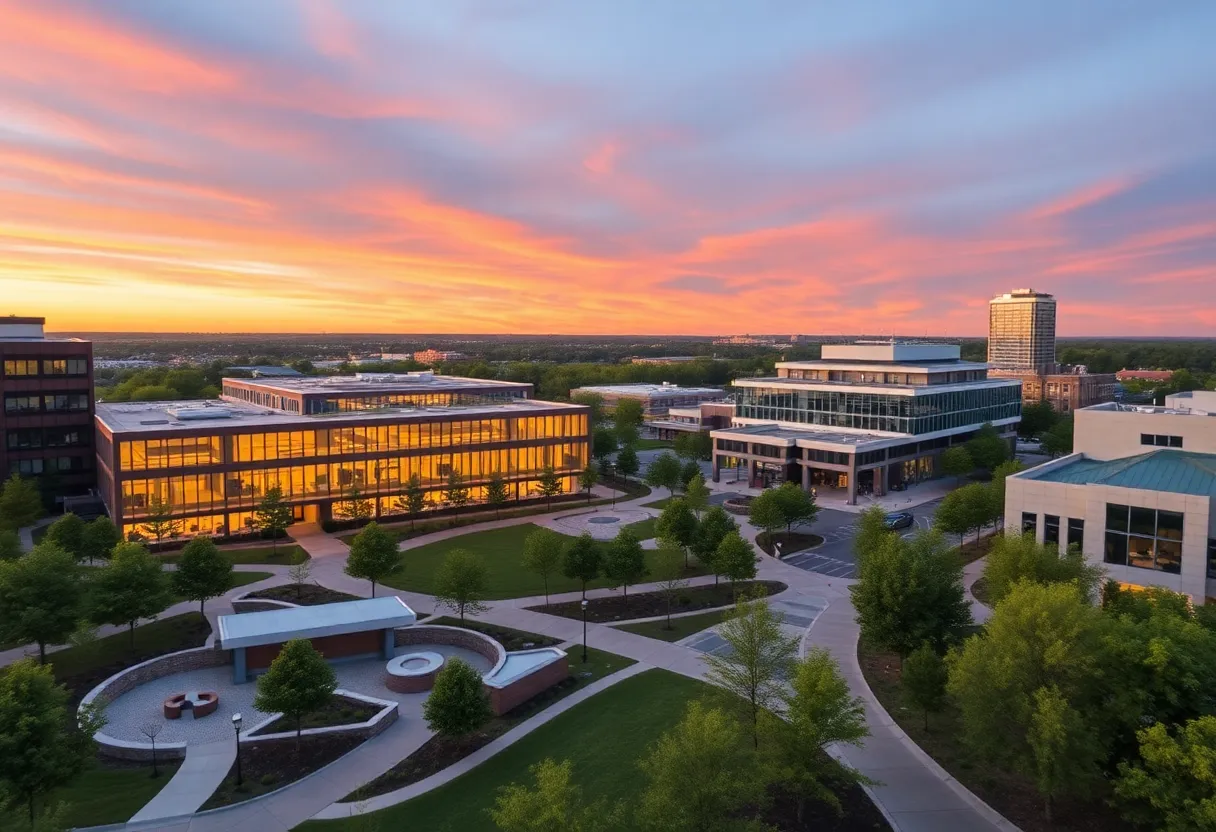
[988,289,1057,373]
[1005,402,1216,602]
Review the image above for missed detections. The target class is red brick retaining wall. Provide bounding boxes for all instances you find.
[488,655,570,715]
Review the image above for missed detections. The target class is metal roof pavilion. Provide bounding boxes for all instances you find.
[217,596,416,650]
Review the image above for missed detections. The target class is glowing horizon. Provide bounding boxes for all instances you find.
[3,1,1214,336]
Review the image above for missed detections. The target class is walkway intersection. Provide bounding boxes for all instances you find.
[7,481,1011,831]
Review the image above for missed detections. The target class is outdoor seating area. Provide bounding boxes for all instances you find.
[163,690,219,720]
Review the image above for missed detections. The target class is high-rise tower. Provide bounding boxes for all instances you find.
[988,289,1056,373]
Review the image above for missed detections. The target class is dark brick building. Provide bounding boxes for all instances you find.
[0,316,94,503]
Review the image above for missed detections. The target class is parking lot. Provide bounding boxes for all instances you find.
[782,497,946,580]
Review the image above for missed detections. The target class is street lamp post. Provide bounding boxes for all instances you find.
[581,599,589,663]
[608,464,617,508]
[232,713,243,787]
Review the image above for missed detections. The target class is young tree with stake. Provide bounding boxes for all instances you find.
[653,540,689,630]
[434,548,489,621]
[578,465,599,504]
[484,471,509,519]
[393,474,427,530]
[536,466,563,509]
[655,498,697,568]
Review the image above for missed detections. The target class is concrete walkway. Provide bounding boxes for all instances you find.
[963,557,993,625]
[128,738,235,825]
[313,663,651,819]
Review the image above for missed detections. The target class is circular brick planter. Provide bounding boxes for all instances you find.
[384,651,445,693]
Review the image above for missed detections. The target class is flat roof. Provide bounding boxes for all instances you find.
[735,376,1019,395]
[1083,402,1213,417]
[712,423,897,449]
[777,359,992,373]
[225,373,530,397]
[1021,450,1216,496]
[95,397,587,434]
[218,597,416,649]
[572,383,724,397]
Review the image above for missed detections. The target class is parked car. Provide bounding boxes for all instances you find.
[884,512,914,530]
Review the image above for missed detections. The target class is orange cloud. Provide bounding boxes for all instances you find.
[1028,177,1135,220]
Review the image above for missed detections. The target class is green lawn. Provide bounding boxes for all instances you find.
[642,496,673,509]
[0,760,181,829]
[171,570,273,605]
[632,438,674,451]
[381,522,703,599]
[163,543,308,566]
[48,612,209,682]
[615,608,729,642]
[306,669,706,831]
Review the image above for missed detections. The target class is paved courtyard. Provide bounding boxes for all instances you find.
[102,642,492,745]
[680,596,829,657]
[548,507,653,540]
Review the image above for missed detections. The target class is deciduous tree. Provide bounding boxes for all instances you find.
[444,470,470,509]
[423,657,491,736]
[940,446,973,485]
[0,529,22,561]
[678,460,702,492]
[253,486,293,554]
[637,701,766,832]
[570,392,604,427]
[715,531,757,596]
[644,452,682,498]
[139,493,183,544]
[562,532,601,599]
[89,542,173,647]
[683,473,709,519]
[1115,715,1216,832]
[253,638,337,750]
[652,541,688,630]
[614,445,639,480]
[772,481,818,537]
[0,544,83,662]
[43,514,85,563]
[655,498,697,568]
[394,474,427,530]
[336,484,373,524]
[691,506,737,584]
[982,532,1103,606]
[934,482,998,545]
[485,471,510,518]
[171,537,233,615]
[536,466,563,509]
[613,399,644,435]
[345,522,401,597]
[853,505,893,563]
[902,644,949,731]
[0,659,105,823]
[747,489,785,548]
[702,590,798,748]
[603,528,647,599]
[1019,400,1059,439]
[522,527,564,605]
[765,647,869,824]
[591,427,617,468]
[577,466,598,504]
[850,530,971,662]
[1041,416,1075,458]
[965,422,1010,472]
[1027,684,1105,825]
[0,474,44,532]
[435,548,489,621]
[490,758,612,832]
[80,516,121,564]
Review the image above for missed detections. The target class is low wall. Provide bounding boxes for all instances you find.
[394,624,506,674]
[488,654,570,715]
[244,689,397,744]
[81,645,231,762]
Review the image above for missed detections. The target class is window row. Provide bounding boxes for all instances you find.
[1021,513,1085,552]
[1104,504,1183,574]
[9,456,92,476]
[2,358,88,377]
[6,428,90,450]
[1140,433,1183,448]
[120,443,588,516]
[3,393,90,414]
[118,415,589,471]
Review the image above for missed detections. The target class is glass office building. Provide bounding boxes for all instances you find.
[711,342,1021,503]
[96,374,589,541]
[988,289,1057,373]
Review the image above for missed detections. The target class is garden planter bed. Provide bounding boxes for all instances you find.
[247,694,381,737]
[425,616,561,650]
[200,732,367,810]
[757,531,823,556]
[244,584,362,606]
[528,580,787,623]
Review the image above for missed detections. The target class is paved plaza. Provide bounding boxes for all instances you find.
[102,643,492,746]
[548,507,654,540]
[681,596,829,657]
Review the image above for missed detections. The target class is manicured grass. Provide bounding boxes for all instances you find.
[632,438,674,450]
[172,570,271,606]
[306,669,705,830]
[381,522,705,600]
[345,645,636,801]
[163,543,308,566]
[49,612,210,691]
[0,759,181,829]
[615,608,730,641]
[642,496,673,509]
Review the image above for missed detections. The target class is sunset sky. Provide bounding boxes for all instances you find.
[2,1,1214,336]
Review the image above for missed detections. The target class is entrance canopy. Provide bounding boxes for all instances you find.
[218,596,416,650]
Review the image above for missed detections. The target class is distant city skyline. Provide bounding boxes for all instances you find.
[3,2,1214,335]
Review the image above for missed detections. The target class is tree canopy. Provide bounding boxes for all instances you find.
[345,521,402,597]
[0,544,83,662]
[171,537,233,615]
[253,638,337,749]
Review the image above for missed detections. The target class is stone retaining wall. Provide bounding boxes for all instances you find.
[394,624,506,673]
[231,590,299,614]
[243,690,397,745]
[82,645,231,762]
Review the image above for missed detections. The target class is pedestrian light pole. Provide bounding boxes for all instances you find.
[581,599,589,663]
[232,713,244,787]
[608,463,617,508]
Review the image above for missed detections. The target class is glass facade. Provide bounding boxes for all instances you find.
[734,385,1020,434]
[1103,503,1182,574]
[988,294,1056,372]
[113,412,589,539]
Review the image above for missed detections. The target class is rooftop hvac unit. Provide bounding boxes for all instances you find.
[165,406,234,421]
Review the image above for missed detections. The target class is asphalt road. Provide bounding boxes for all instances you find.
[782,496,949,579]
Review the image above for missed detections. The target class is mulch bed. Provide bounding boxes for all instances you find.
[970,576,992,606]
[200,732,366,810]
[59,616,212,704]
[426,616,561,650]
[248,694,381,737]
[757,781,891,831]
[345,672,587,801]
[858,639,1132,832]
[529,580,788,623]
[245,584,363,606]
[757,531,824,556]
